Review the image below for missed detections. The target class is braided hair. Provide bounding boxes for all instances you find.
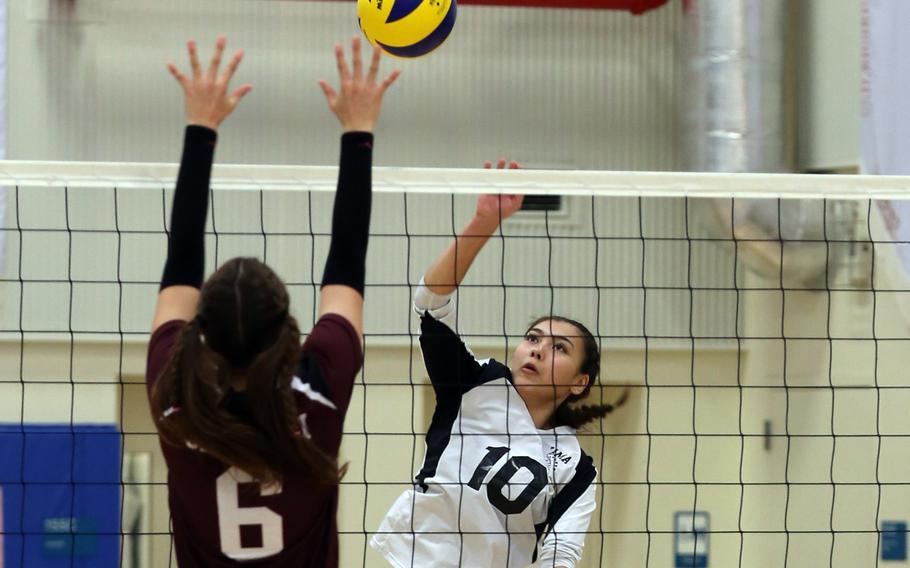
[151,257,338,485]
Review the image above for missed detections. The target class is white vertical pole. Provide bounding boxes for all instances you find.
[0,2,7,561]
[0,0,7,275]
[862,0,910,176]
[862,0,910,302]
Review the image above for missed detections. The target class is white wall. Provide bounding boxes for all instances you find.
[7,0,681,170]
[0,186,737,348]
[796,0,862,171]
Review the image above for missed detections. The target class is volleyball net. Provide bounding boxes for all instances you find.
[0,162,909,567]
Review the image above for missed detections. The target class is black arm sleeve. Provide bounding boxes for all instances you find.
[159,126,217,290]
[419,313,487,396]
[320,131,374,296]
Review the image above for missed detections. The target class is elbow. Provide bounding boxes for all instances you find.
[536,543,583,568]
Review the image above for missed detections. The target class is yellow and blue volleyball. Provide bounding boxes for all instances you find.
[357,0,457,58]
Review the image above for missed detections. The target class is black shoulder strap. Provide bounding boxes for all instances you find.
[533,450,597,560]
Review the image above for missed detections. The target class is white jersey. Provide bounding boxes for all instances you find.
[371,282,597,568]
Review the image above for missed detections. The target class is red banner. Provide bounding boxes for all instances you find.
[321,0,672,14]
[458,0,671,14]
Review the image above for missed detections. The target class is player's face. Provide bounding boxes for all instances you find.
[511,319,589,407]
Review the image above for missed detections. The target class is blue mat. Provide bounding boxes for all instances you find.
[0,424,121,567]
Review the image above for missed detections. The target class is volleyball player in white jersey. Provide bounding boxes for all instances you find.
[372,163,624,568]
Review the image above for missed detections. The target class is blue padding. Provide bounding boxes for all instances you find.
[882,522,908,561]
[0,424,121,567]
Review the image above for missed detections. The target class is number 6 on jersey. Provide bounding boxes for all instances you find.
[216,468,284,560]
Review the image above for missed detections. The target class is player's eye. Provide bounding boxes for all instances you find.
[554,342,567,353]
[525,333,539,343]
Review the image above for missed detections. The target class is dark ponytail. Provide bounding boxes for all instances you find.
[151,257,338,485]
[553,389,629,430]
[527,315,628,429]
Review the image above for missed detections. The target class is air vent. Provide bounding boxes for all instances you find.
[520,195,562,212]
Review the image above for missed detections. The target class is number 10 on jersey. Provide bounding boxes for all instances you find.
[467,446,548,515]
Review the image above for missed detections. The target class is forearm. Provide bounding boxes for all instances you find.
[159,125,217,290]
[423,216,499,295]
[320,131,374,296]
[536,543,583,568]
[537,480,596,568]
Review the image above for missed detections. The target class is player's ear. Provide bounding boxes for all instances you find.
[570,373,589,396]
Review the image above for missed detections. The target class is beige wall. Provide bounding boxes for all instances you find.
[0,336,745,567]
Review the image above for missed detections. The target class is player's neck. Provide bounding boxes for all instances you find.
[524,398,557,430]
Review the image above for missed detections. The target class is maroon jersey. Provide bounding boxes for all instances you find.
[146,313,361,567]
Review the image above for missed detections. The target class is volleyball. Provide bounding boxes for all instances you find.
[357,0,457,58]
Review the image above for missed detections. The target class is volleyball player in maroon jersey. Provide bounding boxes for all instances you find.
[145,36,400,567]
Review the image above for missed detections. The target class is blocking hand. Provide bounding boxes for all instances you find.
[318,36,401,133]
[167,36,252,130]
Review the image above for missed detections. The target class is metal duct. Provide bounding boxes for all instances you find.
[683,0,788,173]
[683,1,858,290]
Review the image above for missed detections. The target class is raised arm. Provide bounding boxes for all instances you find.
[422,160,523,296]
[151,37,252,334]
[316,37,401,342]
[413,164,524,392]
